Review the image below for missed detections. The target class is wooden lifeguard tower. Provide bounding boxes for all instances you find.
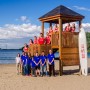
[38,5,84,75]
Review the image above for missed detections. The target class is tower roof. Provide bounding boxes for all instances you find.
[39,5,84,23]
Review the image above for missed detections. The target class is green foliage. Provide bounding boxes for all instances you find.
[86,32,90,51]
[19,47,24,51]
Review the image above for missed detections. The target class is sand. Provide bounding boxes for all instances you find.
[0,60,90,90]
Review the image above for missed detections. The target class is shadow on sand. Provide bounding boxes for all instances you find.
[55,67,90,76]
[55,69,80,75]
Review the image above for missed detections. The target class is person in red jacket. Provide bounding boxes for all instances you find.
[33,36,38,44]
[45,32,51,44]
[62,23,71,47]
[23,43,28,53]
[29,39,33,46]
[71,23,76,32]
[54,24,58,32]
[38,33,45,44]
[48,26,53,36]
[64,23,71,32]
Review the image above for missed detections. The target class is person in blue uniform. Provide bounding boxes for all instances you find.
[24,53,32,76]
[23,53,28,75]
[33,52,41,76]
[21,52,25,75]
[47,49,55,76]
[27,53,32,76]
[31,57,37,77]
[40,51,47,76]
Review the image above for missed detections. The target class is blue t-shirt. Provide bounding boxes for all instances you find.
[31,59,36,68]
[25,56,32,65]
[22,57,26,65]
[23,55,28,65]
[33,56,40,67]
[21,55,25,62]
[47,53,55,65]
[28,57,32,66]
[40,55,47,65]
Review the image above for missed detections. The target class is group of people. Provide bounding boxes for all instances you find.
[23,23,76,53]
[29,24,59,45]
[23,24,59,53]
[15,23,76,77]
[64,23,76,32]
[16,49,55,77]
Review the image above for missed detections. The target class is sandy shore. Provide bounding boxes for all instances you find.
[0,59,90,90]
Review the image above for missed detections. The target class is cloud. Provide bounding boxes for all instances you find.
[82,23,90,32]
[0,23,42,39]
[0,23,43,49]
[73,6,90,11]
[0,22,90,49]
[16,16,30,22]
[0,22,89,40]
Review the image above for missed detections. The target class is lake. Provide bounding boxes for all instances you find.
[0,50,22,64]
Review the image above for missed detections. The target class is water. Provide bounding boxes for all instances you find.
[0,49,90,64]
[0,50,22,64]
[88,53,90,58]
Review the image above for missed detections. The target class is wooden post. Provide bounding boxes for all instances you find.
[58,18,63,76]
[50,22,52,49]
[79,20,82,32]
[49,23,52,27]
[42,22,44,37]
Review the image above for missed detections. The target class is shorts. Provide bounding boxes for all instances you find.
[35,66,40,70]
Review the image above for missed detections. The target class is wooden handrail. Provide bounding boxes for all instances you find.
[28,44,51,56]
[51,32,79,48]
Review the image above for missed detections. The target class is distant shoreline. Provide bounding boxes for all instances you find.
[0,49,22,50]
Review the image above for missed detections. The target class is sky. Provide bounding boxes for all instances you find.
[0,0,90,49]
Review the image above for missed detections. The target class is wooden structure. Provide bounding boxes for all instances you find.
[28,44,51,56]
[39,5,84,75]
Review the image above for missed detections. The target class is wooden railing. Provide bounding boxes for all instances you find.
[28,44,51,56]
[51,32,79,48]
[51,31,79,66]
[62,32,79,48]
[51,32,59,48]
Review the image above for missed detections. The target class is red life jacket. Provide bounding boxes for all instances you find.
[71,27,75,32]
[34,39,38,44]
[65,26,71,32]
[49,29,53,35]
[38,37,45,44]
[23,47,28,52]
[54,27,58,31]
[45,36,51,44]
[29,42,33,46]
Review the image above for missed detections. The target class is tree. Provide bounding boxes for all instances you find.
[86,32,90,50]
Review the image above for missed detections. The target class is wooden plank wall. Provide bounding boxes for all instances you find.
[51,32,80,66]
[51,32,59,48]
[28,44,51,56]
[61,32,79,66]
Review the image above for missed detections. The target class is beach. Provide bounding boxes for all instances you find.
[0,60,90,90]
